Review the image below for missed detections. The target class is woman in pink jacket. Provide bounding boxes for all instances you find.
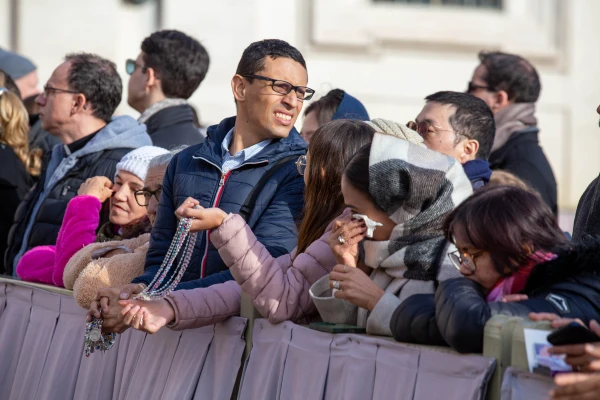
[16,146,168,287]
[118,119,382,332]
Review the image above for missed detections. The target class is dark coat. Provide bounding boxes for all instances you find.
[573,175,600,242]
[489,128,557,215]
[0,145,34,273]
[132,116,307,290]
[390,236,600,353]
[4,116,151,275]
[145,105,204,149]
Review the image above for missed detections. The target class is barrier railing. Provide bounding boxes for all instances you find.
[0,276,555,400]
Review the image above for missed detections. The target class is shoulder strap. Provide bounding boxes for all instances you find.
[238,155,300,222]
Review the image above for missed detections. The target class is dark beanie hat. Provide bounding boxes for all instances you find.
[331,92,369,121]
[0,48,36,79]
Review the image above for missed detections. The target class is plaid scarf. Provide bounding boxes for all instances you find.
[358,131,473,326]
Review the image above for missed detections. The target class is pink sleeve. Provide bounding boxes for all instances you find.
[52,195,102,287]
[165,280,241,330]
[210,213,339,324]
[16,245,57,284]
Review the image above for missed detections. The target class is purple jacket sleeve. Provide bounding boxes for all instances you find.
[165,280,241,330]
[210,212,343,323]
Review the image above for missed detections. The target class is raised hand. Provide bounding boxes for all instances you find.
[78,176,114,203]
[328,214,367,267]
[175,197,228,232]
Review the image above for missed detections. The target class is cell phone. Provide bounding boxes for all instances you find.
[308,322,367,334]
[547,322,600,346]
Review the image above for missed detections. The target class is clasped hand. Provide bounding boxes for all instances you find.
[175,197,227,232]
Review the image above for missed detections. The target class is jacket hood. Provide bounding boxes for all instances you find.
[45,116,151,190]
[197,116,306,165]
[524,235,600,294]
[75,115,151,157]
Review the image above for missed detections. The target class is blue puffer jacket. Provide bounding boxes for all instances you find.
[132,116,307,290]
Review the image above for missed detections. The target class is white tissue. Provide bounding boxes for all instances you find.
[353,214,383,238]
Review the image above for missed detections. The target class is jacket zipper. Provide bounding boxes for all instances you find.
[193,156,268,278]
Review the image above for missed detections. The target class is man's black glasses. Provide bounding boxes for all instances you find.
[241,74,315,101]
[467,81,497,93]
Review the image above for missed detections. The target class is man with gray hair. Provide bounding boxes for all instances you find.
[4,53,152,275]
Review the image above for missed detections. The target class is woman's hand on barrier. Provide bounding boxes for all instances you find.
[118,298,175,334]
[77,176,114,203]
[328,264,384,311]
[88,284,145,334]
[328,216,367,267]
[529,312,585,329]
[550,372,600,399]
[175,197,227,232]
[547,320,600,373]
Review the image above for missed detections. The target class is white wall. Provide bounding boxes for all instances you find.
[1,0,598,211]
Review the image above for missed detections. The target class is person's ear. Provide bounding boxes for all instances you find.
[491,90,510,111]
[146,67,159,91]
[460,139,479,163]
[73,93,88,115]
[231,75,246,103]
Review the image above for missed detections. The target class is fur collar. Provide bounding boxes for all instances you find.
[523,235,600,294]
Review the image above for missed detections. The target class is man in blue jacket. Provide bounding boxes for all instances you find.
[94,39,312,331]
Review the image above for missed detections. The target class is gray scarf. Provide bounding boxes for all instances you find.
[356,132,473,327]
[492,103,537,153]
[138,98,187,124]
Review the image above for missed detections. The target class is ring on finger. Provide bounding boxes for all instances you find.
[332,280,341,290]
[338,235,346,244]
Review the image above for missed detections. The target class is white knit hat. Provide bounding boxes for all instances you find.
[115,146,170,182]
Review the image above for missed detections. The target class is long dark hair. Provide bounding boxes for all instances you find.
[443,185,568,275]
[296,120,375,254]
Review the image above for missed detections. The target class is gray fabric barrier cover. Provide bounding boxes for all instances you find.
[239,319,497,400]
[500,367,555,400]
[0,281,247,400]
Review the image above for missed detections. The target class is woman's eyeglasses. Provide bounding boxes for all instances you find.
[295,155,307,176]
[134,187,162,207]
[241,74,315,101]
[448,249,484,272]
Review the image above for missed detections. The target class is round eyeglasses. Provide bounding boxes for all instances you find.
[447,249,483,272]
[406,120,468,139]
[295,155,307,175]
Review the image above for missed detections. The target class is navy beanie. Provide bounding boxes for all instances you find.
[0,48,36,79]
[331,92,369,121]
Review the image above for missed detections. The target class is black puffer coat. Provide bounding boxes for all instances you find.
[390,236,600,353]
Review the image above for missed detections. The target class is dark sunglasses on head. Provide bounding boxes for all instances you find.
[467,81,497,93]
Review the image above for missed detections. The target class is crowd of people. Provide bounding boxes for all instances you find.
[1,30,600,399]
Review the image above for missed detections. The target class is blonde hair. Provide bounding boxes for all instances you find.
[0,72,42,176]
[489,170,529,190]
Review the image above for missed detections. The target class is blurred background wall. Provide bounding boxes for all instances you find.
[1,0,598,228]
